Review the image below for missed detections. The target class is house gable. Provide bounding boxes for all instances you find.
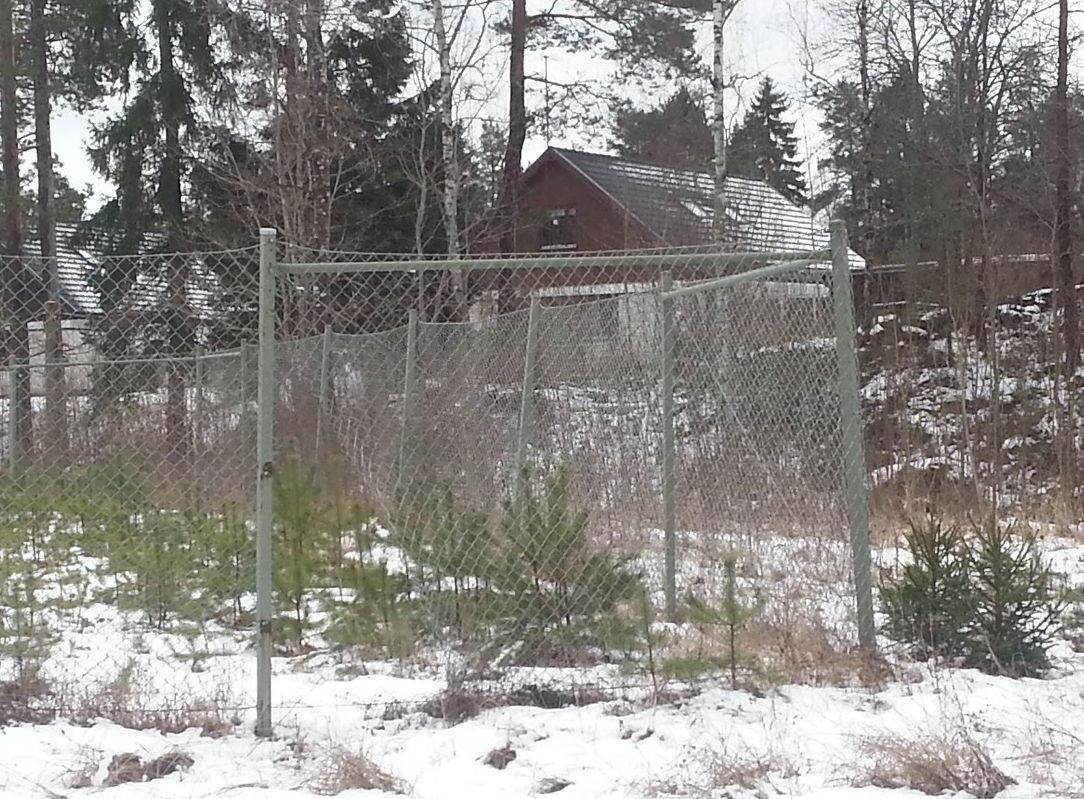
[516,149,659,252]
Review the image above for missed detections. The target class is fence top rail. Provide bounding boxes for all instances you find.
[273,249,833,275]
[660,259,829,300]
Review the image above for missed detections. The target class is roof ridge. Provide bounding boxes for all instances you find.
[549,146,767,189]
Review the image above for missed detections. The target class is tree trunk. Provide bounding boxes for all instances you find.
[156,0,189,457]
[711,0,728,244]
[0,0,32,459]
[1055,0,1076,375]
[857,0,873,260]
[499,0,526,256]
[434,0,465,316]
[30,0,68,458]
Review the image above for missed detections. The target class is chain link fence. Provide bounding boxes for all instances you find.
[0,230,872,735]
[0,247,259,728]
[259,230,872,733]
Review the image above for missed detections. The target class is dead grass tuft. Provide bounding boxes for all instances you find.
[856,728,1014,799]
[62,660,236,736]
[738,620,892,689]
[309,744,403,796]
[651,741,799,797]
[64,747,103,789]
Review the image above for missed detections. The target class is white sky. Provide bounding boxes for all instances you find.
[49,0,1075,215]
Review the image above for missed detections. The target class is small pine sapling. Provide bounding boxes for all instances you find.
[327,562,416,659]
[273,453,328,652]
[879,519,972,661]
[685,554,762,689]
[494,467,642,664]
[964,520,1062,677]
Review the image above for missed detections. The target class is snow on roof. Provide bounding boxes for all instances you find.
[17,223,232,319]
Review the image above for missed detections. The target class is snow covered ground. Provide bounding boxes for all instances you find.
[3,533,1084,798]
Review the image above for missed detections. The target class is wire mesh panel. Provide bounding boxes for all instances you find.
[667,271,859,672]
[264,239,871,723]
[0,249,259,727]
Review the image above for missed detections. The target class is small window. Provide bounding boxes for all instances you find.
[540,208,577,250]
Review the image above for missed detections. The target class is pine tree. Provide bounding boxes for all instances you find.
[729,77,809,206]
[611,87,713,171]
[76,0,227,451]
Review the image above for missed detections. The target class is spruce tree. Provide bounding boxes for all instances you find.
[729,77,809,206]
[611,87,713,171]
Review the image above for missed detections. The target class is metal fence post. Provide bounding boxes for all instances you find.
[660,272,677,622]
[240,341,250,437]
[398,310,419,486]
[255,227,277,737]
[830,221,876,650]
[7,356,18,477]
[193,346,204,456]
[515,297,542,498]
[316,324,333,457]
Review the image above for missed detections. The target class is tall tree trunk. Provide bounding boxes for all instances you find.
[0,0,31,459]
[711,0,728,244]
[304,0,329,249]
[156,0,189,457]
[434,0,464,316]
[30,0,68,458]
[499,0,526,256]
[857,0,873,260]
[1055,0,1077,375]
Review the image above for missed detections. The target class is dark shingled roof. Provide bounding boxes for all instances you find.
[544,148,863,267]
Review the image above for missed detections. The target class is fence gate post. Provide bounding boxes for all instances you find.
[193,346,204,457]
[830,221,876,650]
[398,309,419,487]
[255,227,277,737]
[316,324,333,457]
[515,296,542,499]
[660,272,677,622]
[7,356,18,477]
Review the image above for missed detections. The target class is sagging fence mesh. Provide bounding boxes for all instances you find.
[0,236,871,732]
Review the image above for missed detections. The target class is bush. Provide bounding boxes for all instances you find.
[879,520,972,661]
[857,726,1013,798]
[880,518,1063,676]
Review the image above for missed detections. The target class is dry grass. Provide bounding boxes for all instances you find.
[309,744,403,796]
[63,747,103,789]
[855,728,1014,799]
[651,741,799,797]
[60,660,236,737]
[740,620,892,689]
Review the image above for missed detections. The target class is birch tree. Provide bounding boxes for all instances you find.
[712,0,739,243]
[1054,0,1076,373]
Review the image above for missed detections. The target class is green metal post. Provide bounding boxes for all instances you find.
[660,272,677,622]
[515,297,542,496]
[193,346,204,456]
[831,221,876,650]
[240,341,250,438]
[316,324,333,457]
[255,228,277,737]
[398,310,419,486]
[7,356,17,476]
